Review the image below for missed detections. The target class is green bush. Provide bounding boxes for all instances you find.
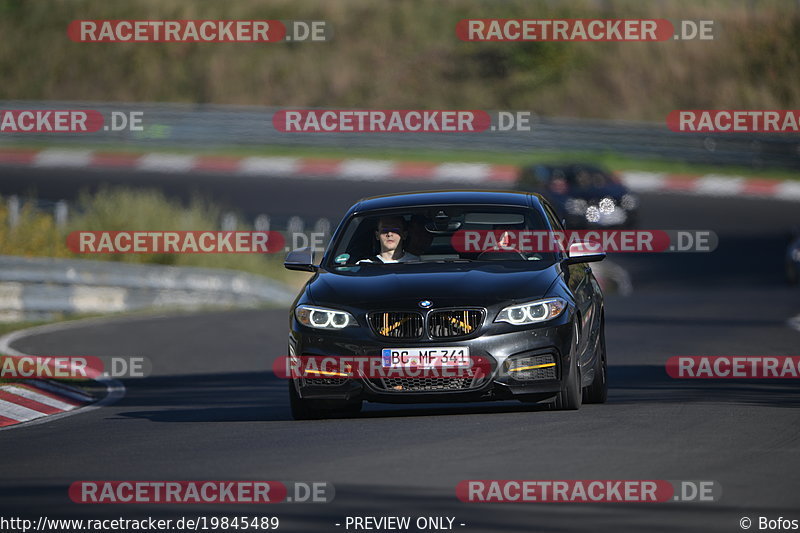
[0,189,302,286]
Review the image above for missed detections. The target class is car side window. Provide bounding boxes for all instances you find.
[541,203,570,260]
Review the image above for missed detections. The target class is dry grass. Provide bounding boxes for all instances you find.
[0,0,797,120]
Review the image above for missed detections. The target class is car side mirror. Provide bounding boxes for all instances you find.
[561,241,605,266]
[284,248,318,272]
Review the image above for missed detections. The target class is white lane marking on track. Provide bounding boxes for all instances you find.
[337,159,395,180]
[433,162,491,182]
[694,175,746,196]
[238,156,298,176]
[0,385,76,411]
[776,182,800,202]
[619,171,667,192]
[33,149,92,168]
[136,153,195,173]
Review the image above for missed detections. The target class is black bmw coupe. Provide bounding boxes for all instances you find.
[284,190,607,419]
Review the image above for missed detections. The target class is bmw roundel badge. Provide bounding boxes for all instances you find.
[419,300,433,308]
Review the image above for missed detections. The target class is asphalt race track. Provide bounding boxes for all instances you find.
[0,169,799,532]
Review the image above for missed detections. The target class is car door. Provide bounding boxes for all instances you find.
[542,202,595,366]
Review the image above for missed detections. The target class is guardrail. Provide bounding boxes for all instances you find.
[1,101,799,169]
[0,255,296,322]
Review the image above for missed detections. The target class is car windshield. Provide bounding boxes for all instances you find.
[564,167,614,189]
[325,205,557,268]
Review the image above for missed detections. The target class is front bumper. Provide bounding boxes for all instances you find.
[288,317,575,404]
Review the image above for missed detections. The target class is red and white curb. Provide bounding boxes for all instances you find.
[621,171,800,202]
[0,317,126,431]
[1,147,799,201]
[0,382,91,427]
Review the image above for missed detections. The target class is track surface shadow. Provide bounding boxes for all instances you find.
[113,364,800,425]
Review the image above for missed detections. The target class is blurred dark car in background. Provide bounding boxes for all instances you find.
[517,163,639,229]
[787,231,800,285]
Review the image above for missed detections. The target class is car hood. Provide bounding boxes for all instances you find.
[308,263,559,308]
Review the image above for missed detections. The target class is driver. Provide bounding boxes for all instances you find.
[489,225,519,251]
[359,216,420,263]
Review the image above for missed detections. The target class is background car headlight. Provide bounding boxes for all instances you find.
[585,206,600,223]
[598,197,616,214]
[565,198,588,216]
[295,305,356,329]
[495,297,568,325]
[621,193,638,211]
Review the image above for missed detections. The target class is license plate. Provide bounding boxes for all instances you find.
[381,347,470,368]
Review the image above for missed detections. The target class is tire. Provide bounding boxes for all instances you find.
[553,328,582,410]
[584,324,608,404]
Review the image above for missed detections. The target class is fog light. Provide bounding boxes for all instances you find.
[504,353,558,381]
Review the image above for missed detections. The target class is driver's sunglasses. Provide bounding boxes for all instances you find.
[378,227,402,234]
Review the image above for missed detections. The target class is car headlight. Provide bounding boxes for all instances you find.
[621,194,638,211]
[564,198,588,216]
[585,206,600,223]
[495,297,568,326]
[598,197,616,214]
[295,305,356,329]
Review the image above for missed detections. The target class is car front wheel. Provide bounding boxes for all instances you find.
[552,326,583,411]
[584,324,608,404]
